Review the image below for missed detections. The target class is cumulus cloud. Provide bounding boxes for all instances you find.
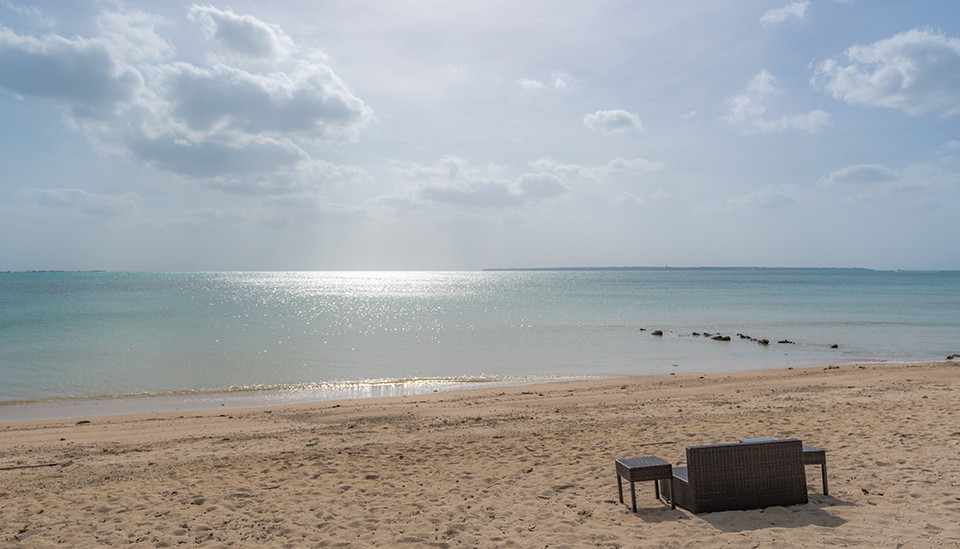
[583,109,644,134]
[187,4,294,60]
[517,173,568,198]
[160,61,370,141]
[727,184,799,209]
[517,78,543,90]
[817,164,899,186]
[0,27,143,116]
[760,1,809,25]
[813,29,960,117]
[391,156,569,209]
[97,10,174,63]
[723,69,831,134]
[0,6,372,195]
[36,188,138,218]
[551,71,579,89]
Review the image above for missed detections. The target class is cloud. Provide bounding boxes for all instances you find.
[532,156,664,181]
[517,78,543,90]
[551,71,579,89]
[518,72,579,91]
[517,173,568,198]
[128,134,306,178]
[583,109,644,134]
[160,61,372,142]
[0,27,143,116]
[727,184,799,209]
[36,188,138,218]
[813,28,960,117]
[760,2,810,26]
[391,156,569,209]
[97,9,174,63]
[0,6,372,196]
[723,69,831,134]
[937,140,960,158]
[817,164,899,186]
[187,4,294,60]
[1,0,56,28]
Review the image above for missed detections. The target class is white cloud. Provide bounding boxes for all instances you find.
[391,156,569,209]
[533,156,664,181]
[760,1,810,26]
[97,9,174,63]
[817,164,899,186]
[583,109,644,134]
[517,78,543,90]
[187,5,294,60]
[36,188,138,218]
[723,69,831,134]
[517,173,568,198]
[0,6,372,196]
[680,110,696,119]
[727,184,799,209]
[160,60,372,142]
[813,28,960,117]
[0,26,143,116]
[551,71,579,89]
[937,140,960,158]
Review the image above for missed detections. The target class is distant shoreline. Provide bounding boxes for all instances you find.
[482,266,875,272]
[1,270,106,274]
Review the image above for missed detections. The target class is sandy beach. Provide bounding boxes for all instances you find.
[2,361,959,548]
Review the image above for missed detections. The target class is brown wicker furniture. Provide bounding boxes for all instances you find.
[615,456,675,511]
[660,439,808,513]
[741,438,829,495]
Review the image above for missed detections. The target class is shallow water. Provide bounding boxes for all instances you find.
[1,269,958,419]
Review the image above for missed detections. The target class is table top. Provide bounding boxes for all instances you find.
[616,456,670,469]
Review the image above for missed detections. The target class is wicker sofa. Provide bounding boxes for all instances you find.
[659,438,808,513]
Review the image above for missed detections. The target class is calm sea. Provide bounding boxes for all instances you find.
[1,270,958,419]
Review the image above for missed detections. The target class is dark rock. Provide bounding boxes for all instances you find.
[692,332,700,336]
[948,354,959,360]
[652,330,663,336]
[778,339,794,344]
[758,339,769,346]
[711,335,731,341]
[830,344,839,349]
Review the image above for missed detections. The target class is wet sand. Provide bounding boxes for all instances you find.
[2,361,959,548]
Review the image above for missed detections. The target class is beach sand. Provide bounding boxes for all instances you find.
[2,361,959,548]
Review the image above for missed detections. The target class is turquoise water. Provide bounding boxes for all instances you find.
[1,270,958,413]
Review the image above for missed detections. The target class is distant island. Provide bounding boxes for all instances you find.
[1,270,106,274]
[482,266,874,272]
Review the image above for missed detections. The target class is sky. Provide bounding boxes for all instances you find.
[1,0,959,271]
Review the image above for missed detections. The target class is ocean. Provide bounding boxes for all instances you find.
[2,270,958,420]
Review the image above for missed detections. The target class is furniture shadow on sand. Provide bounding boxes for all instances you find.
[692,500,849,532]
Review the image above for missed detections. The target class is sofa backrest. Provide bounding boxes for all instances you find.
[684,439,807,513]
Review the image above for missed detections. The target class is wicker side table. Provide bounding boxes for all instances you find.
[802,445,828,495]
[615,456,675,511]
